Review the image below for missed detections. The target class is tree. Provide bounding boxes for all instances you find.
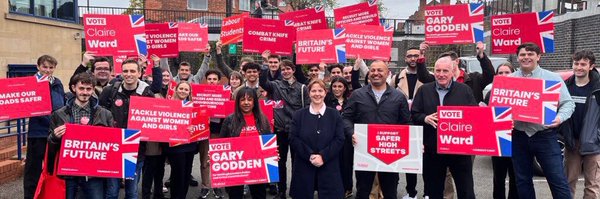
[358,0,387,17]
[282,0,337,11]
[123,0,144,15]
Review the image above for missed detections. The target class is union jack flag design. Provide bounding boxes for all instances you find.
[284,20,294,26]
[259,134,279,183]
[223,85,231,91]
[168,22,178,29]
[334,28,346,39]
[199,22,208,28]
[537,11,554,25]
[182,99,194,107]
[540,30,555,53]
[129,15,145,28]
[314,5,324,13]
[264,100,284,109]
[383,22,394,32]
[134,34,148,56]
[492,107,512,156]
[35,73,49,82]
[472,21,484,43]
[542,80,561,125]
[368,0,377,6]
[468,3,484,16]
[122,129,140,179]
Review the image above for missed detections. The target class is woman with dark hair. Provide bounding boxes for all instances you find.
[229,71,244,93]
[220,87,272,199]
[161,82,198,199]
[289,79,345,199]
[326,77,354,198]
[483,62,518,199]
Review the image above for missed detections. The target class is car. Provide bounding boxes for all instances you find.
[459,56,509,74]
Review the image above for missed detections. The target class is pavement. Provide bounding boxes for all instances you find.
[0,155,585,199]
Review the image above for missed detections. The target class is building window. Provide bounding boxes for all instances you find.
[239,0,251,11]
[9,0,76,22]
[188,0,208,10]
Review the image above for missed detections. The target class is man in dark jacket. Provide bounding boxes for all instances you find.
[343,60,411,199]
[411,57,477,199]
[99,59,154,199]
[561,50,600,198]
[417,42,494,103]
[259,59,310,199]
[23,55,65,199]
[47,73,114,199]
[71,52,112,97]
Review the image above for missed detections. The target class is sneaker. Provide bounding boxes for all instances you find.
[274,192,287,199]
[344,190,353,198]
[268,184,278,195]
[162,186,168,193]
[402,194,416,199]
[199,188,210,199]
[189,176,198,187]
[213,188,225,198]
[243,185,249,195]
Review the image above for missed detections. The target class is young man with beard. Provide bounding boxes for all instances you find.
[99,59,154,199]
[23,55,66,199]
[562,50,600,198]
[47,73,114,199]
[411,57,477,199]
[510,43,574,198]
[343,61,411,199]
[259,60,310,199]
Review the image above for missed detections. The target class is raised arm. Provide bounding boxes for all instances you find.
[476,42,495,87]
[192,44,213,83]
[215,41,234,78]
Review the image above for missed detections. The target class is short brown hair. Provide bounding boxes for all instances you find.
[516,43,541,55]
[37,55,57,66]
[267,54,280,61]
[308,79,327,91]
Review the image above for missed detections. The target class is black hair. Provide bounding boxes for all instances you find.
[122,59,141,72]
[91,57,111,72]
[231,87,271,135]
[572,50,596,65]
[69,73,96,93]
[516,43,541,55]
[329,77,350,99]
[243,62,261,72]
[205,69,222,80]
[328,64,344,73]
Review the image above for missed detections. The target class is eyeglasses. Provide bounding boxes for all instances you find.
[405,54,419,58]
[95,68,111,71]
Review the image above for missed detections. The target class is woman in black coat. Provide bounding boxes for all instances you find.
[290,79,345,199]
[220,87,272,199]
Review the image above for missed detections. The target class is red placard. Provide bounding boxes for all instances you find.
[57,124,140,178]
[366,124,410,164]
[192,84,234,118]
[210,134,279,188]
[112,54,128,75]
[146,23,179,58]
[491,11,555,54]
[296,28,347,64]
[0,75,52,120]
[165,80,178,99]
[424,3,484,45]
[489,76,561,125]
[437,106,513,156]
[220,13,249,45]
[170,107,210,147]
[243,18,296,55]
[178,22,209,52]
[128,96,195,142]
[260,100,281,132]
[343,24,393,60]
[279,6,328,32]
[334,1,380,28]
[84,14,146,56]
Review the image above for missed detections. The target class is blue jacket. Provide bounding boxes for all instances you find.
[28,78,65,138]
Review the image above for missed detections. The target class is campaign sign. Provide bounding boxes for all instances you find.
[343,24,393,60]
[145,23,179,58]
[334,0,380,28]
[192,84,233,118]
[57,124,140,179]
[210,134,279,188]
[424,3,484,44]
[296,28,347,64]
[170,108,210,147]
[243,18,296,55]
[437,106,513,157]
[260,100,282,132]
[178,22,209,52]
[84,14,146,56]
[128,96,195,142]
[165,80,178,99]
[354,124,422,174]
[489,76,561,125]
[220,13,249,45]
[491,11,554,54]
[0,75,51,120]
[279,6,328,32]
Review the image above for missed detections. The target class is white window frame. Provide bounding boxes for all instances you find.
[239,0,251,11]
[188,0,208,11]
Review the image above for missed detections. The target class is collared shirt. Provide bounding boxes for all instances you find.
[511,65,575,136]
[71,102,92,125]
[245,81,259,89]
[435,81,453,105]
[309,104,326,116]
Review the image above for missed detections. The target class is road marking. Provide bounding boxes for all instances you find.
[525,178,584,183]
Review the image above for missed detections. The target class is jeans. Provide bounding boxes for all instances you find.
[512,129,571,199]
[276,130,291,194]
[422,153,475,199]
[66,177,105,199]
[106,161,144,199]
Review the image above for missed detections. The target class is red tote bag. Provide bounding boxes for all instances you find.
[34,145,66,199]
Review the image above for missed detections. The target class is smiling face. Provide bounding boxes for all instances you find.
[330,67,342,78]
[281,65,294,80]
[434,57,453,88]
[162,71,171,86]
[122,63,140,86]
[343,66,352,81]
[178,65,191,80]
[368,61,389,87]
[309,83,326,105]
[308,66,320,80]
[71,82,94,104]
[239,94,254,114]
[37,61,56,77]
[331,81,346,98]
[244,69,259,83]
[229,75,242,88]
[405,49,420,68]
[93,61,111,81]
[206,74,220,85]
[517,48,541,72]
[174,83,191,100]
[267,58,280,72]
[572,58,594,78]
[497,65,513,76]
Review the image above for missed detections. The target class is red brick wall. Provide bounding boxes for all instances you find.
[144,0,248,23]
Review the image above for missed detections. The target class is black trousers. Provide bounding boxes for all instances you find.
[276,130,291,194]
[492,156,518,199]
[405,173,418,197]
[423,152,475,199]
[355,171,399,199]
[23,138,47,199]
[142,154,166,199]
[340,135,354,192]
[226,184,267,199]
[166,151,195,199]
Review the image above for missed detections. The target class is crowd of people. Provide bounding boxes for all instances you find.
[21,41,600,199]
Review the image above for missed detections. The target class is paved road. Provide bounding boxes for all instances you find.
[0,155,584,198]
